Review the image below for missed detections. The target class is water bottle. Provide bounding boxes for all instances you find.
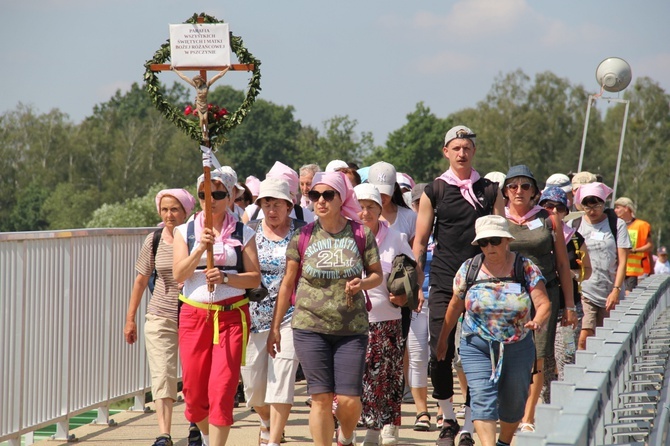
[559,325,576,356]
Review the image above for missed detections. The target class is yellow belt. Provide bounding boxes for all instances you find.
[179,294,250,366]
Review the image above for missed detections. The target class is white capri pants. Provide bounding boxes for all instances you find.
[241,320,299,407]
[407,303,430,388]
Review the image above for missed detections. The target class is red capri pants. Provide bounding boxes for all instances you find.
[179,297,250,426]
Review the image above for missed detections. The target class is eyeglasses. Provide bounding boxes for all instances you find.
[542,202,568,214]
[506,183,533,192]
[234,197,244,203]
[477,237,503,248]
[198,191,229,200]
[582,203,604,212]
[307,190,338,202]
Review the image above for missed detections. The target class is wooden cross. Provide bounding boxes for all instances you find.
[149,16,254,289]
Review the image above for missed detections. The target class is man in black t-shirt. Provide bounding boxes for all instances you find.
[412,125,504,446]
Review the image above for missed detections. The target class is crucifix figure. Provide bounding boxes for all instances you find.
[171,65,229,145]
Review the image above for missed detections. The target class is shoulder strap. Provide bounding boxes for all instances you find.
[465,253,484,292]
[246,220,260,232]
[350,220,367,257]
[187,220,196,254]
[151,228,162,262]
[232,221,245,272]
[573,216,583,235]
[298,222,315,258]
[293,203,304,221]
[292,222,315,305]
[605,208,619,248]
[432,179,446,211]
[513,252,529,295]
[251,206,261,221]
[481,179,499,214]
[431,179,447,241]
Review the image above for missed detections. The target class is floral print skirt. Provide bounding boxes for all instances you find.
[361,319,404,428]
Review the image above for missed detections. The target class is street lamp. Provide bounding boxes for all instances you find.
[577,57,632,203]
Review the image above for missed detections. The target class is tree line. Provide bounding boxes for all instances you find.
[2,70,669,245]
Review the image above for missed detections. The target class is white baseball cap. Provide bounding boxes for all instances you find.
[367,161,397,196]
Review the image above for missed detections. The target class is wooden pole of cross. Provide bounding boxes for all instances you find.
[149,16,254,290]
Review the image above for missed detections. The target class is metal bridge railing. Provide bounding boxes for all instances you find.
[517,275,670,446]
[0,228,162,446]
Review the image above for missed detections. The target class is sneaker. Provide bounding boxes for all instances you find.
[458,432,475,446]
[435,419,460,446]
[188,423,202,446]
[152,435,173,446]
[336,428,357,446]
[380,424,399,445]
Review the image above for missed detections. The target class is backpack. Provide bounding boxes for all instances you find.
[430,178,498,241]
[187,217,245,273]
[387,254,420,310]
[291,220,372,311]
[148,228,162,293]
[251,203,304,222]
[572,208,619,248]
[464,252,529,295]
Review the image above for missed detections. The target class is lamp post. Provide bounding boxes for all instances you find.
[577,57,632,203]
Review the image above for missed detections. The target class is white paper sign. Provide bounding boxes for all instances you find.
[169,23,231,67]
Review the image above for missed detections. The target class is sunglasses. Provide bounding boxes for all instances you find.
[506,183,533,192]
[543,202,568,213]
[307,190,338,202]
[477,237,503,248]
[198,191,229,200]
[234,197,244,203]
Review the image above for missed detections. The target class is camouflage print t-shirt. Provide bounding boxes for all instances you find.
[287,220,380,336]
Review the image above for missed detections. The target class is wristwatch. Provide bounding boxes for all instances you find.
[613,285,621,291]
[222,272,229,284]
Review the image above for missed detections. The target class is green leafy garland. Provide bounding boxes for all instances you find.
[144,13,261,147]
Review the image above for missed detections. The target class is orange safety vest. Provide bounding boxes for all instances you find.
[626,219,652,276]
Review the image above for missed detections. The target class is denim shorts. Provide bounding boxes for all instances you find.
[459,333,535,423]
[293,328,368,396]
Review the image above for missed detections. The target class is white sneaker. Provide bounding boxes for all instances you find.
[380,424,399,445]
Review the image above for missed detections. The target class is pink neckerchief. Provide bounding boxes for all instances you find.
[505,205,544,225]
[373,220,390,247]
[563,224,576,245]
[438,168,482,209]
[193,211,242,265]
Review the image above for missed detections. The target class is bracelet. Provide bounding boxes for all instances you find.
[613,286,621,291]
[565,306,577,312]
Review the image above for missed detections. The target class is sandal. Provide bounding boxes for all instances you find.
[436,414,444,429]
[413,411,431,431]
[518,422,535,433]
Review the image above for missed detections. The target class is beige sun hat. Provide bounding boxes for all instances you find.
[255,177,293,205]
[471,215,515,245]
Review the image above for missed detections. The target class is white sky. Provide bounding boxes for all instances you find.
[1,0,668,145]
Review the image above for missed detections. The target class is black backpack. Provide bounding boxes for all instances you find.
[464,252,529,295]
[430,178,498,241]
[148,228,162,293]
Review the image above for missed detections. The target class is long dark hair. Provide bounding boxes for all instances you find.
[391,183,409,208]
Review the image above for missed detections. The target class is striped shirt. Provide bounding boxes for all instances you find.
[135,232,180,321]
